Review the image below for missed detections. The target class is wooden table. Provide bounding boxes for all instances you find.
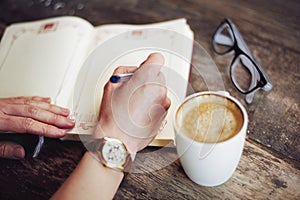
[0,0,299,199]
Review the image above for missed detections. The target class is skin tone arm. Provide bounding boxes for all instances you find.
[0,96,75,159]
[52,53,171,199]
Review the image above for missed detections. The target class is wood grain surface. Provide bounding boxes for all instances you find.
[0,0,299,199]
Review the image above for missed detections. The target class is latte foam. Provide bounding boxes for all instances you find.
[176,94,243,143]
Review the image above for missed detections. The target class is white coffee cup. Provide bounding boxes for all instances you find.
[173,91,248,187]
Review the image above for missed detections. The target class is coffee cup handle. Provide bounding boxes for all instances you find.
[216,91,230,97]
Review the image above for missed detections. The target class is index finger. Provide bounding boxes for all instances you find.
[0,115,66,138]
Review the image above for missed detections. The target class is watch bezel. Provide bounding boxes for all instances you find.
[87,137,132,172]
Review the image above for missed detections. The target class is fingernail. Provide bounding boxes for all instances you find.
[13,146,25,159]
[67,118,76,126]
[56,129,66,136]
[62,108,70,115]
[43,97,51,103]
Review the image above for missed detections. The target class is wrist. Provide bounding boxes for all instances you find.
[85,152,124,177]
[93,122,138,157]
[86,137,133,173]
[52,152,124,200]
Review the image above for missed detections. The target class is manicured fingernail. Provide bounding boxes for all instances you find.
[13,146,25,159]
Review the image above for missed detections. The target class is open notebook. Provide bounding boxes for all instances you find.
[0,16,194,153]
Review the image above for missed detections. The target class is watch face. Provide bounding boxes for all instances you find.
[102,140,127,168]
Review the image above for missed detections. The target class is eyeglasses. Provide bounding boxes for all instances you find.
[212,19,272,103]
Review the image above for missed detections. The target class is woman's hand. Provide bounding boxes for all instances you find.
[0,96,75,159]
[53,53,171,199]
[94,53,171,156]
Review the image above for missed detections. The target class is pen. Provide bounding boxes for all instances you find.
[110,73,134,83]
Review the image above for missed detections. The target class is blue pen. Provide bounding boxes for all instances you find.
[110,73,133,83]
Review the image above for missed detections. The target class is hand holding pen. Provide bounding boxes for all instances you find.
[94,52,171,155]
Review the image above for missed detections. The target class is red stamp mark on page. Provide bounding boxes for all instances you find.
[39,22,58,33]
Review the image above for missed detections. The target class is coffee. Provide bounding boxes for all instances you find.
[174,91,248,186]
[176,94,243,143]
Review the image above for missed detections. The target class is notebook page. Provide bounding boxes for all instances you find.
[67,19,194,145]
[0,16,94,107]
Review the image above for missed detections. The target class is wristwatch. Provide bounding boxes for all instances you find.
[86,137,132,173]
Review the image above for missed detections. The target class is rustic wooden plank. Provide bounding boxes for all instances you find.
[0,0,299,199]
[0,137,85,200]
[117,139,300,199]
[0,22,6,37]
[0,138,299,199]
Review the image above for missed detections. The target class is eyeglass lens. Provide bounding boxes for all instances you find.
[231,54,258,94]
[213,23,234,54]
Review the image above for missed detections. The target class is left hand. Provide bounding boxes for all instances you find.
[0,96,75,159]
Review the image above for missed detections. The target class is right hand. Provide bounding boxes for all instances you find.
[0,96,75,159]
[94,53,171,156]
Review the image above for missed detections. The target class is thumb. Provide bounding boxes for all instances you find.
[0,141,25,159]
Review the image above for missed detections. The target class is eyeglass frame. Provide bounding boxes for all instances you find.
[212,19,272,102]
